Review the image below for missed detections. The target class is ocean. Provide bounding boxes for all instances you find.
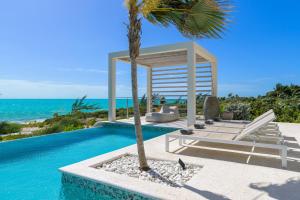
[0,99,133,122]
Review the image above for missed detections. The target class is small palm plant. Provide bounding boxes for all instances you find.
[71,95,100,114]
[124,0,232,170]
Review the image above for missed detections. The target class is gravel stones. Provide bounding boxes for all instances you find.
[95,155,202,187]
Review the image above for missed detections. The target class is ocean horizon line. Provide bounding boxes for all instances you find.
[0,98,134,100]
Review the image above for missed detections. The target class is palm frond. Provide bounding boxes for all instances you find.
[143,0,232,38]
[140,94,147,106]
[71,95,100,113]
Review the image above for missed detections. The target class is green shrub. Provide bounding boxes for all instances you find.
[24,121,45,128]
[58,117,83,127]
[33,116,85,135]
[33,124,63,135]
[224,103,251,120]
[63,124,84,132]
[0,133,41,141]
[0,122,23,134]
[86,118,96,127]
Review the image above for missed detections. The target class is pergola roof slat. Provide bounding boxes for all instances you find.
[152,76,187,81]
[152,72,188,76]
[152,67,187,72]
[152,81,187,85]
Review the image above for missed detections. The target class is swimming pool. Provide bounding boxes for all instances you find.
[0,123,176,200]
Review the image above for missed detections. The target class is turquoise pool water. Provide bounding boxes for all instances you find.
[0,124,176,200]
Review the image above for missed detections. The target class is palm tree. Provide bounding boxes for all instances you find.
[125,0,232,171]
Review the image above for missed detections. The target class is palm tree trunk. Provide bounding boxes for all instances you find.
[128,1,150,171]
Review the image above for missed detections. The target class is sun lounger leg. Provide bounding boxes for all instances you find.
[165,135,170,152]
[179,138,183,146]
[280,146,287,168]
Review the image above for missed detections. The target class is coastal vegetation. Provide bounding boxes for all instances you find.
[0,84,299,142]
[219,84,300,122]
[0,122,22,135]
[177,84,300,122]
[157,84,300,123]
[0,96,101,141]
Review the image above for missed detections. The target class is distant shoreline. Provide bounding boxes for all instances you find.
[10,118,47,124]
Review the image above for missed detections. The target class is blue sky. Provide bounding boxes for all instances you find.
[0,0,299,98]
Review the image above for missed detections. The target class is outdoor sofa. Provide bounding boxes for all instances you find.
[145,105,180,123]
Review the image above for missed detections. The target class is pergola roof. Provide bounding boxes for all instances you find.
[109,42,216,67]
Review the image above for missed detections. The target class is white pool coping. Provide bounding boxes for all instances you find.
[60,122,300,200]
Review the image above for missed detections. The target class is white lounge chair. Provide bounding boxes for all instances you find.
[244,109,279,132]
[145,105,180,123]
[166,112,287,168]
[211,109,280,137]
[214,109,277,128]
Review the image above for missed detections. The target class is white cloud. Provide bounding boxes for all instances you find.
[56,67,128,76]
[0,79,146,99]
[0,79,106,98]
[57,67,108,74]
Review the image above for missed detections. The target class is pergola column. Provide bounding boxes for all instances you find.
[211,61,218,96]
[108,56,116,121]
[147,67,152,113]
[187,45,196,126]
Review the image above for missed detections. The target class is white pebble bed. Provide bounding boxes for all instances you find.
[95,154,202,187]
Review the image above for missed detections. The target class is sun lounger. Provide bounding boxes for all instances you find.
[215,109,278,127]
[166,112,287,168]
[145,105,180,123]
[199,112,281,141]
[210,109,281,137]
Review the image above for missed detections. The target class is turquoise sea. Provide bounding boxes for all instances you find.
[0,99,133,122]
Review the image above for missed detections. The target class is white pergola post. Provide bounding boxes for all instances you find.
[211,61,218,96]
[147,67,152,113]
[108,56,116,121]
[187,44,196,126]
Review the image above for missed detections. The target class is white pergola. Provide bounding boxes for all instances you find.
[108,42,217,126]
